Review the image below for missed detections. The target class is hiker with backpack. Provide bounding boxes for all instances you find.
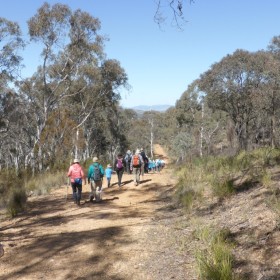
[140,148,149,173]
[130,149,144,186]
[87,157,104,202]
[67,158,85,206]
[124,150,132,174]
[114,153,126,188]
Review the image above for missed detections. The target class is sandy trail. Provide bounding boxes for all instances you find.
[0,144,176,280]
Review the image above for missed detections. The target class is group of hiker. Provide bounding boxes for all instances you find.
[67,148,163,205]
[123,148,165,174]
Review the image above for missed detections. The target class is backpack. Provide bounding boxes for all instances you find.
[126,153,132,162]
[132,155,140,167]
[92,164,101,181]
[116,158,123,169]
[74,178,82,185]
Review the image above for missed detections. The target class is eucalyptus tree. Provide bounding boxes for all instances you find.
[99,105,133,164]
[243,51,280,148]
[121,108,140,143]
[18,3,128,171]
[0,18,25,171]
[141,110,163,158]
[198,50,267,151]
[175,80,203,156]
[0,91,28,172]
[0,17,24,92]
[264,37,280,147]
[175,80,201,126]
[63,57,128,160]
[157,106,179,148]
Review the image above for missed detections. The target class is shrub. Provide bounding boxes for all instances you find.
[195,226,236,280]
[174,165,203,211]
[0,169,68,217]
[6,186,27,217]
[0,170,27,217]
[211,177,235,200]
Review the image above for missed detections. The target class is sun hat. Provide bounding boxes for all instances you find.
[93,157,99,162]
[135,149,140,154]
[73,158,79,163]
[107,164,112,167]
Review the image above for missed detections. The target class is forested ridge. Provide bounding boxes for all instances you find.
[1,3,280,279]
[2,3,280,176]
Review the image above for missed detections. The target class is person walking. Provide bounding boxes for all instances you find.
[130,149,144,186]
[114,153,126,188]
[124,150,132,174]
[67,158,85,206]
[140,148,149,173]
[87,157,104,202]
[105,164,113,188]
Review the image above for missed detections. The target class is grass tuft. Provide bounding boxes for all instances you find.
[195,226,236,280]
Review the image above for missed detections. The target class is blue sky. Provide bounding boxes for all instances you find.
[2,1,280,108]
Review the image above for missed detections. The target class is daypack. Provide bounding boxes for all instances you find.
[74,178,82,185]
[132,155,140,167]
[126,153,132,162]
[92,164,101,181]
[116,159,123,169]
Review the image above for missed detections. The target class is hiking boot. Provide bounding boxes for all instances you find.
[77,200,80,206]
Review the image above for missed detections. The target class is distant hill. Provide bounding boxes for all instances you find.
[130,104,172,112]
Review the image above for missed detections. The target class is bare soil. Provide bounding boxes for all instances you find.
[0,145,187,280]
[1,144,280,280]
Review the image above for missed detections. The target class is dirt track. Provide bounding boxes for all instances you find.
[0,144,183,280]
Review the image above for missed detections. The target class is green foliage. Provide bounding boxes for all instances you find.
[236,147,280,169]
[171,131,193,160]
[0,167,70,217]
[195,226,236,280]
[0,170,27,217]
[174,164,204,211]
[261,170,272,188]
[6,186,27,218]
[211,177,235,199]
[175,148,280,204]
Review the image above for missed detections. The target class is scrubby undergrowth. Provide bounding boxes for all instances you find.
[173,147,280,279]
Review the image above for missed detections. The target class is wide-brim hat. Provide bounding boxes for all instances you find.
[135,149,140,154]
[93,157,99,162]
[107,164,112,167]
[73,158,79,163]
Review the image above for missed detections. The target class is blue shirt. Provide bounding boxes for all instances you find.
[105,167,113,178]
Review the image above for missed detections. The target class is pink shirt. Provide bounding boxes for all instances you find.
[67,163,85,183]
